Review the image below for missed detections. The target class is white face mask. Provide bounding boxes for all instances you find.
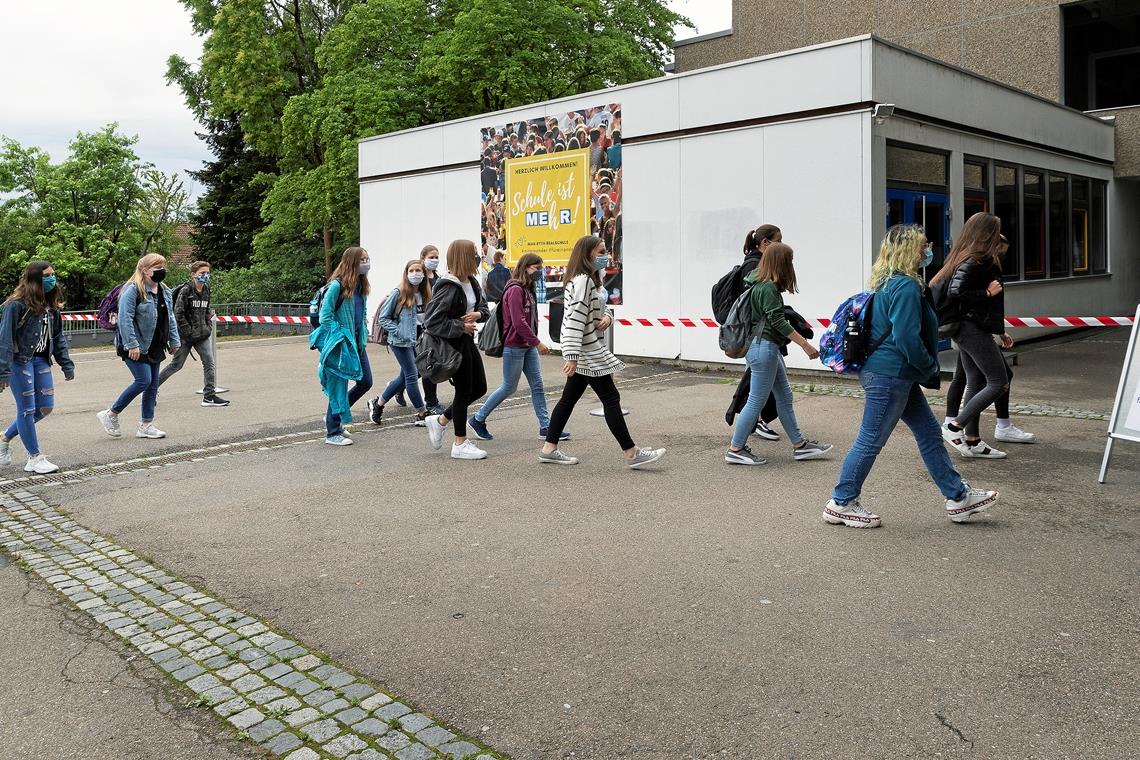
[424,258,439,271]
[408,272,425,286]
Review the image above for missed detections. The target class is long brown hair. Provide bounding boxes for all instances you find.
[446,239,479,280]
[4,260,62,314]
[397,259,431,309]
[331,246,371,297]
[754,242,798,293]
[563,235,603,286]
[930,212,1002,286]
[511,253,543,297]
[744,224,780,255]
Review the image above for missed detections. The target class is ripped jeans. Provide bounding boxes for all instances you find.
[4,357,55,457]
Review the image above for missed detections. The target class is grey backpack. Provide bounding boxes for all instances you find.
[718,284,765,359]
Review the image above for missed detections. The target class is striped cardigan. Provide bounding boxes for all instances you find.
[560,274,625,377]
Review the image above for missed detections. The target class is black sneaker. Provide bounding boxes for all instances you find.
[201,395,230,407]
[367,397,383,425]
[394,392,407,407]
[754,420,780,441]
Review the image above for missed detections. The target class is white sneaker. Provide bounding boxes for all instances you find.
[994,424,1036,444]
[426,414,446,450]
[961,440,1007,459]
[24,454,59,474]
[822,498,881,528]
[451,440,487,460]
[136,423,166,439]
[0,441,10,467]
[627,447,665,469]
[945,485,999,523]
[97,410,122,438]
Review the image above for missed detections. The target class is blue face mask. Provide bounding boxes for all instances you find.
[41,275,57,293]
[194,273,210,284]
[920,245,934,268]
[594,255,610,271]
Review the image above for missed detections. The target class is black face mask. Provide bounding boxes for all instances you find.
[150,268,167,283]
[531,270,543,283]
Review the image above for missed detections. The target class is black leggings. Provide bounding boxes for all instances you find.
[443,336,487,438]
[545,372,634,450]
[946,355,1012,420]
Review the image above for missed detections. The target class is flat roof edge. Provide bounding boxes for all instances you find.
[673,28,734,48]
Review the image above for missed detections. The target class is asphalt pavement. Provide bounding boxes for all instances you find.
[2,332,1138,759]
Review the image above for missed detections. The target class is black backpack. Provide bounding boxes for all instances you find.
[711,253,760,324]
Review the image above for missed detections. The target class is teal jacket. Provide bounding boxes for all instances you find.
[861,274,940,383]
[309,278,367,421]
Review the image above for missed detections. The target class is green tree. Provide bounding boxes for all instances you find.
[0,126,190,307]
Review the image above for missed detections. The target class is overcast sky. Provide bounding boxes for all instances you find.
[0,1,731,197]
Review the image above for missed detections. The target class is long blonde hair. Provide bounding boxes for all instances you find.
[130,254,167,302]
[397,259,431,309]
[869,225,925,292]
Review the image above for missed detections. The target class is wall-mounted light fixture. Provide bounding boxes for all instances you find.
[873,103,896,125]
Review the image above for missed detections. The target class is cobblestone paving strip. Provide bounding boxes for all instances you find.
[787,382,1110,421]
[0,490,505,760]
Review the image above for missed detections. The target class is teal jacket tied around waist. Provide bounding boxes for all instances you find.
[309,278,366,422]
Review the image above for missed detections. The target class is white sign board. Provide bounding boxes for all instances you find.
[1098,304,1140,482]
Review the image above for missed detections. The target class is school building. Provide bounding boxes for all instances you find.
[359,29,1138,370]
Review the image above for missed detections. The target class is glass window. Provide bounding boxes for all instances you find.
[887,144,947,187]
[1091,180,1107,274]
[1048,174,1070,278]
[1071,177,1090,274]
[964,161,987,191]
[1023,171,1046,280]
[995,165,1019,280]
[1063,3,1140,110]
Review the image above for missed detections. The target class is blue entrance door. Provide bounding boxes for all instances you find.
[886,188,950,279]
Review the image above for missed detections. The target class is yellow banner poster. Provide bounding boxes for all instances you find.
[501,150,590,267]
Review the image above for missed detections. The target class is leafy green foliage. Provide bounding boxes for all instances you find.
[0,126,189,307]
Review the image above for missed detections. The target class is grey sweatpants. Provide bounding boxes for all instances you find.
[158,336,215,394]
[951,321,1007,439]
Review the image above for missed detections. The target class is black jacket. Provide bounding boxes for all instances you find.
[423,275,490,345]
[935,259,1004,334]
[174,282,213,344]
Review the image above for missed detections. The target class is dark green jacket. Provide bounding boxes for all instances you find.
[743,271,794,345]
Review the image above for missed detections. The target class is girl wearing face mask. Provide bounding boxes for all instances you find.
[412,244,443,413]
[0,261,75,473]
[368,260,431,426]
[311,247,373,446]
[468,253,568,442]
[97,254,181,440]
[538,236,665,469]
[931,213,1014,459]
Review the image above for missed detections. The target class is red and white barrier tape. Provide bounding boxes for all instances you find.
[61,314,1135,328]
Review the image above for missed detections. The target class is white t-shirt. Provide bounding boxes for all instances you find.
[460,280,476,312]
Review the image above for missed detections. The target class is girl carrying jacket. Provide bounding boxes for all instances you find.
[0,261,75,474]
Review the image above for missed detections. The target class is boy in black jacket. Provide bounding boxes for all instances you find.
[158,261,230,407]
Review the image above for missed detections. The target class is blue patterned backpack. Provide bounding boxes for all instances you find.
[819,290,892,374]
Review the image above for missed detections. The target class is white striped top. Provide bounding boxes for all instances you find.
[560,274,625,377]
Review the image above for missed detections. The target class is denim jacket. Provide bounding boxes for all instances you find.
[115,282,181,354]
[378,288,419,348]
[0,301,75,383]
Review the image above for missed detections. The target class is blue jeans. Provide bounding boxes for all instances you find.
[475,346,549,428]
[832,371,967,504]
[5,357,54,456]
[112,358,162,421]
[731,339,803,449]
[381,346,424,409]
[325,348,373,436]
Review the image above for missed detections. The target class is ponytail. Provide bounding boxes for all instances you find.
[742,230,757,255]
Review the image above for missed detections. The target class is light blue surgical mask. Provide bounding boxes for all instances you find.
[920,244,934,268]
[41,275,57,293]
[408,272,425,286]
[424,258,439,271]
[594,255,610,271]
[194,273,210,284]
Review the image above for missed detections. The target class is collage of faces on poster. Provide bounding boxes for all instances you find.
[480,104,623,305]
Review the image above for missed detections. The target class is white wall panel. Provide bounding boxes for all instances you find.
[611,140,682,360]
[359,128,444,178]
[360,180,405,322]
[762,114,868,370]
[678,128,766,364]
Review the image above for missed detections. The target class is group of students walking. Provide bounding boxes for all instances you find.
[0,255,229,474]
[1,214,1025,526]
[311,235,665,467]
